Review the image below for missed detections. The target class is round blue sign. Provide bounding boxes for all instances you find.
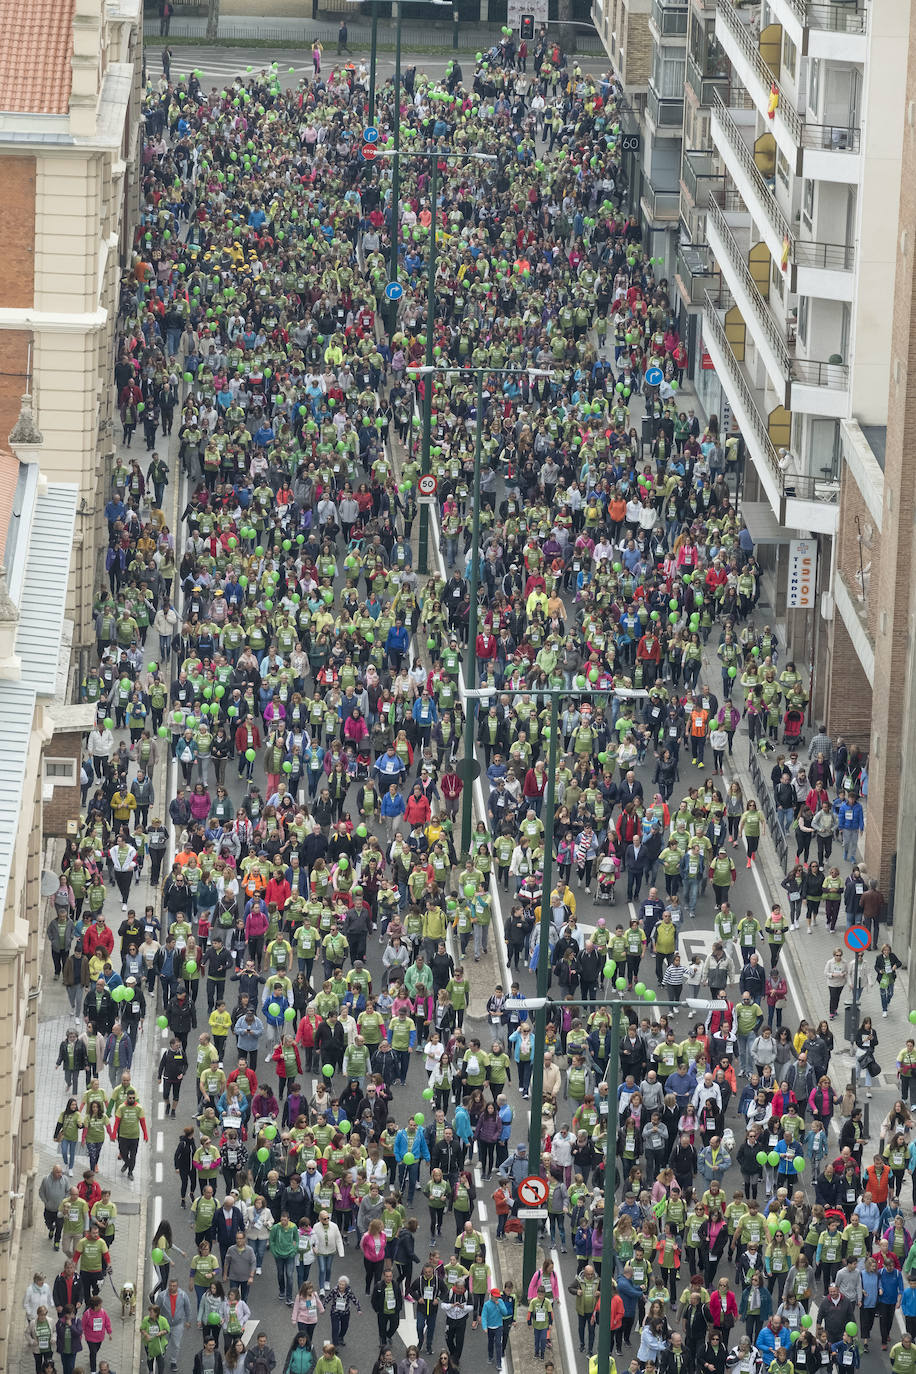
[645,366,664,386]
[363,126,379,143]
[384,282,403,301]
[844,924,871,952]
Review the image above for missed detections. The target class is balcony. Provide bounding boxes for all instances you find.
[676,243,718,304]
[702,291,840,533]
[707,198,792,405]
[641,183,682,221]
[715,0,861,178]
[686,49,730,105]
[793,236,856,300]
[765,0,868,62]
[650,0,689,36]
[710,93,795,278]
[647,81,685,131]
[681,148,722,206]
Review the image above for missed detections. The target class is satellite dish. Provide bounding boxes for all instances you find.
[41,870,60,897]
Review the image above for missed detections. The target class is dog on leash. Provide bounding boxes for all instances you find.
[119,1281,136,1319]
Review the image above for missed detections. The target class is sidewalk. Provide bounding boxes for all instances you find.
[701,637,906,1141]
[12,868,159,1374]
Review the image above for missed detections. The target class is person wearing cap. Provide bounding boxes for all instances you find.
[481,1288,510,1366]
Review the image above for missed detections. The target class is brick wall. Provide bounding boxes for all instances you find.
[835,478,880,644]
[625,10,653,85]
[862,75,916,891]
[42,730,84,839]
[825,614,873,749]
[0,155,36,309]
[0,332,31,447]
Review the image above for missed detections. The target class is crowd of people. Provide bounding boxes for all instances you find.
[27,20,914,1374]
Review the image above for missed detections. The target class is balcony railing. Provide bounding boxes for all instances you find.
[778,0,868,32]
[677,244,718,304]
[682,148,722,205]
[792,357,850,390]
[711,93,794,247]
[707,199,792,378]
[703,291,842,509]
[702,290,784,483]
[686,51,731,104]
[793,239,856,270]
[800,121,861,151]
[647,83,686,127]
[642,184,683,217]
[651,0,689,34]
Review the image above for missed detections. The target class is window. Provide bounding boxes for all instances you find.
[44,758,77,785]
[782,33,797,81]
[770,259,785,301]
[653,51,686,97]
[802,178,814,227]
[808,58,820,116]
[798,295,809,346]
[776,149,790,189]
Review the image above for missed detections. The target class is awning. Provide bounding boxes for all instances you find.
[741,500,789,546]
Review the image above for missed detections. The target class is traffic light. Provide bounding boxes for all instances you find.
[521,13,535,39]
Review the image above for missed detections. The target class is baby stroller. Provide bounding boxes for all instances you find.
[595,853,620,904]
[782,707,806,747]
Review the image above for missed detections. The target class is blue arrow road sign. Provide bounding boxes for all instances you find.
[384,282,403,301]
[363,126,379,143]
[645,366,664,386]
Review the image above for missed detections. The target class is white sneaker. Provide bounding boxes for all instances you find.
[883,1010,888,1018]
[256,1267,262,1275]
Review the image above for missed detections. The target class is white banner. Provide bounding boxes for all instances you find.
[507,0,548,27]
[787,537,818,609]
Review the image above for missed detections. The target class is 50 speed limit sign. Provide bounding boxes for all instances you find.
[418,474,438,499]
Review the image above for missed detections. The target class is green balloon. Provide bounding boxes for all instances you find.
[603,960,616,978]
[793,1156,806,1172]
[257,1147,270,1163]
[323,1063,334,1077]
[634,982,646,996]
[246,748,256,762]
[184,960,197,976]
[268,1002,281,1017]
[151,1247,165,1265]
[208,1311,221,1326]
[402,1152,416,1165]
[338,1120,351,1134]
[422,1087,434,1099]
[463,882,476,898]
[414,1112,424,1126]
[767,1151,780,1166]
[755,1150,767,1165]
[104,717,114,730]
[158,725,168,737]
[284,1006,296,1021]
[157,1014,168,1029]
[644,989,657,1002]
[801,1315,813,1328]
[263,1124,278,1140]
[615,977,627,991]
[728,666,738,678]
[123,987,134,1001]
[844,1324,857,1337]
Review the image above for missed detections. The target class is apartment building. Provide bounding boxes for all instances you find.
[0,407,77,1369]
[0,0,143,651]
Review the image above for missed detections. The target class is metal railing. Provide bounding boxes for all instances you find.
[800,121,861,151]
[651,0,690,34]
[702,290,786,485]
[711,93,794,246]
[793,239,856,270]
[686,51,731,103]
[791,357,850,390]
[747,747,789,869]
[777,0,868,32]
[647,83,686,127]
[642,184,683,217]
[708,198,792,381]
[676,244,718,303]
[716,0,805,142]
[681,148,722,205]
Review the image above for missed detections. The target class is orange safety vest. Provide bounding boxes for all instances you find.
[689,710,709,737]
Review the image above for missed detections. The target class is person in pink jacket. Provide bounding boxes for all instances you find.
[82,1294,112,1366]
[291,1281,324,1345]
[526,1257,560,1302]
[361,1217,387,1294]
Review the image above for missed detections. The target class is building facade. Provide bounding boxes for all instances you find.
[0,406,77,1371]
[0,0,142,650]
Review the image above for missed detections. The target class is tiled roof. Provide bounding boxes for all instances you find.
[0,0,75,116]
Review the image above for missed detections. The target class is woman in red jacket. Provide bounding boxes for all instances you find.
[403,785,431,828]
[271,1037,302,1098]
[523,761,547,815]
